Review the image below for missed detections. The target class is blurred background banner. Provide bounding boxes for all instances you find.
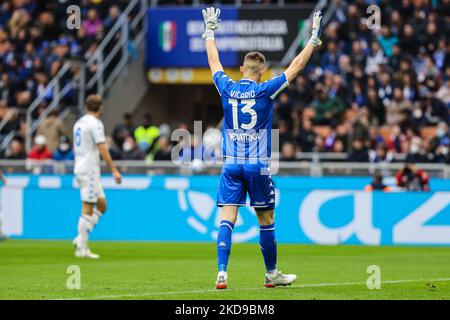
[146,7,310,68]
[2,174,450,245]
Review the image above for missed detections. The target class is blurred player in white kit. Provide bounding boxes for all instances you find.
[73,95,122,258]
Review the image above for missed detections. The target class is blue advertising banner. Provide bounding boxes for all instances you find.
[146,7,311,68]
[147,7,238,68]
[1,175,450,245]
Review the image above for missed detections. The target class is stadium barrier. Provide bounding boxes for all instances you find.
[1,159,449,177]
[1,174,450,245]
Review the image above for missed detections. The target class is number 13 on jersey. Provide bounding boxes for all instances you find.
[229,99,257,130]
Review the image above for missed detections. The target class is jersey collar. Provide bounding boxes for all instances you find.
[240,78,257,83]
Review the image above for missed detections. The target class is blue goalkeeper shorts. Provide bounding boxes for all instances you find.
[217,159,275,210]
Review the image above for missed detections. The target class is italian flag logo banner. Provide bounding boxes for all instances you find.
[159,21,177,52]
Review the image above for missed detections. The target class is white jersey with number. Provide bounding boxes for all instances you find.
[73,114,106,176]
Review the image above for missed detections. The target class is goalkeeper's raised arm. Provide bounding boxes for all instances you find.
[284,11,323,83]
[202,7,224,76]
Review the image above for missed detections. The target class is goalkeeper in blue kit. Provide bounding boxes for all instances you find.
[202,7,323,289]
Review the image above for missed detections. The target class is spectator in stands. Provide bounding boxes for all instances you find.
[406,136,428,163]
[297,119,316,152]
[369,126,385,149]
[365,41,386,75]
[134,114,160,153]
[276,93,293,128]
[312,85,346,125]
[436,80,449,107]
[347,139,369,162]
[434,122,450,146]
[349,111,370,150]
[369,143,394,164]
[429,122,450,163]
[180,134,204,164]
[104,5,121,33]
[399,24,418,56]
[36,110,65,152]
[113,113,135,149]
[4,137,26,160]
[313,135,326,153]
[27,135,52,160]
[106,136,122,160]
[395,162,430,192]
[366,88,385,126]
[154,136,173,161]
[350,82,366,109]
[280,141,296,162]
[81,9,103,38]
[324,125,338,151]
[420,90,448,125]
[377,25,398,57]
[386,87,412,126]
[121,136,144,160]
[53,136,74,162]
[277,120,292,148]
[290,75,313,108]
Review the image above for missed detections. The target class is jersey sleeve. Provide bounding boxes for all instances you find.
[92,121,106,144]
[260,72,289,100]
[213,70,232,96]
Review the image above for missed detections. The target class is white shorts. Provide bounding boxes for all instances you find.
[76,174,105,204]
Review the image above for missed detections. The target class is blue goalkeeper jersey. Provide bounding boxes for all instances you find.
[213,71,289,160]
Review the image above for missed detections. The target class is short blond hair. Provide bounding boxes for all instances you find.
[243,51,266,75]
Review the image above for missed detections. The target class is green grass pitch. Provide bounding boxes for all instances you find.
[0,240,449,300]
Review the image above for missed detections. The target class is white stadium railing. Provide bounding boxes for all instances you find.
[1,159,449,178]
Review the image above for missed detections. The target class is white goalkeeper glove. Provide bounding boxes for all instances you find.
[202,7,221,41]
[309,10,323,47]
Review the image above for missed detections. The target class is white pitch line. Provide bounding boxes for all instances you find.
[54,277,450,300]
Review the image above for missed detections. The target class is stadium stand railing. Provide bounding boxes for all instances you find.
[0,109,16,151]
[1,159,449,178]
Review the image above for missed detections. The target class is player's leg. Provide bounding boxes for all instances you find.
[93,186,107,229]
[82,182,107,258]
[255,209,296,287]
[215,164,245,289]
[79,197,106,258]
[73,175,102,258]
[255,209,277,274]
[248,162,297,287]
[215,205,238,289]
[73,201,100,258]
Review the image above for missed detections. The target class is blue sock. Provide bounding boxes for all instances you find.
[260,223,277,272]
[217,220,234,272]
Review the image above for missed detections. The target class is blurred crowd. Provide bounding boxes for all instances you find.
[1,0,450,167]
[0,0,131,148]
[0,111,176,164]
[273,0,449,164]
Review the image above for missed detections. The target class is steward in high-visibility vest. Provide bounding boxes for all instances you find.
[134,114,160,154]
